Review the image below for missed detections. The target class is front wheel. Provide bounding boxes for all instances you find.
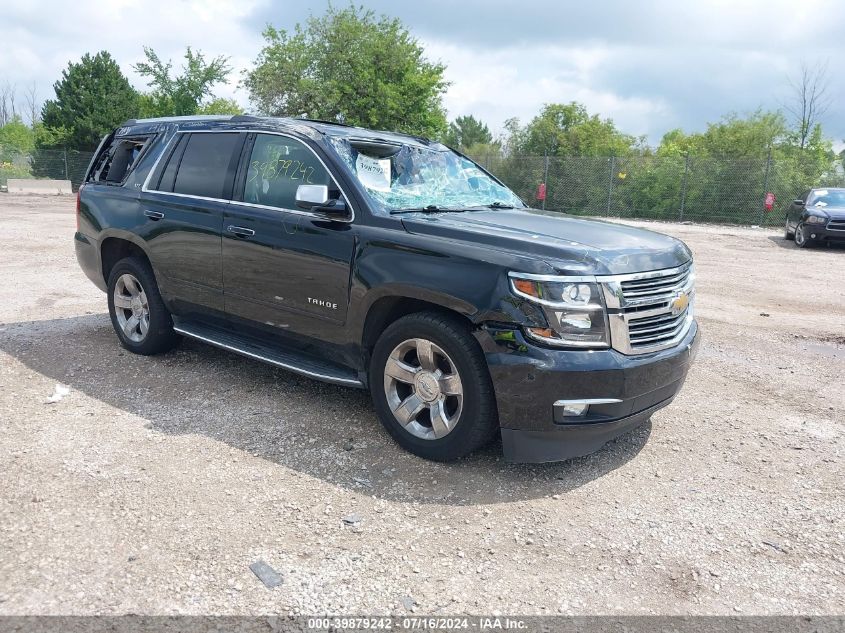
[794,222,812,248]
[369,312,499,461]
[107,256,180,355]
[784,217,794,240]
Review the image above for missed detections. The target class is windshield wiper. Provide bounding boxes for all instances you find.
[390,205,465,215]
[486,201,515,209]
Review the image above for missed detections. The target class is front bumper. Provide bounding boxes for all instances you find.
[806,224,845,243]
[479,321,699,463]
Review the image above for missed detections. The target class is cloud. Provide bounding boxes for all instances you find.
[2,0,844,146]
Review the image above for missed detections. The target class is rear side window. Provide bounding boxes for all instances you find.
[243,134,334,210]
[88,135,153,184]
[164,133,241,199]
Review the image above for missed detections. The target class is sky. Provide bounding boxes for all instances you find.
[2,0,844,148]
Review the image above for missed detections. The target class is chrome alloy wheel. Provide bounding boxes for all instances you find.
[383,338,464,440]
[795,223,807,247]
[113,273,150,343]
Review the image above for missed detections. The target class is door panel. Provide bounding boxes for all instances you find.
[139,131,245,315]
[222,203,355,335]
[222,133,356,342]
[141,192,227,313]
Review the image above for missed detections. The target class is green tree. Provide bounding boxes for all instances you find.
[506,103,640,157]
[40,51,139,150]
[197,98,244,115]
[0,117,35,155]
[244,5,448,138]
[444,115,492,150]
[134,46,232,117]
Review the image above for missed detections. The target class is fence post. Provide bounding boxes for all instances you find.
[63,148,69,180]
[760,148,772,226]
[606,156,615,217]
[542,152,549,210]
[679,153,690,221]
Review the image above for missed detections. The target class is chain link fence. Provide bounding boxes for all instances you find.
[475,153,845,226]
[2,144,844,226]
[0,146,94,191]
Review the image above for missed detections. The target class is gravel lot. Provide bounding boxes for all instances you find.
[0,195,843,616]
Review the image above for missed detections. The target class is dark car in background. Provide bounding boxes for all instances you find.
[785,187,845,248]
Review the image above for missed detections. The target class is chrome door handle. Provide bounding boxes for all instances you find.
[144,210,165,221]
[227,225,255,237]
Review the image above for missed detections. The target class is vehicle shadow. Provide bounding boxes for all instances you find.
[767,235,845,251]
[0,314,651,505]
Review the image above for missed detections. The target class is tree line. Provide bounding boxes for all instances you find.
[1,3,842,209]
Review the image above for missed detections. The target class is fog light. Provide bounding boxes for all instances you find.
[560,402,589,417]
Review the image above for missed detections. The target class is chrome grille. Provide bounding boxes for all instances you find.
[600,261,695,355]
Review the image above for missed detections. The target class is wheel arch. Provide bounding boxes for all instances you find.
[358,287,479,359]
[100,232,153,284]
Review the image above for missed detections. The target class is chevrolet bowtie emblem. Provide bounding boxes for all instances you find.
[670,291,690,317]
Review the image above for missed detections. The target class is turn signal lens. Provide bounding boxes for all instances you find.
[527,327,555,339]
[512,279,539,298]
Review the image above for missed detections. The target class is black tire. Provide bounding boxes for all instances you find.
[107,256,180,355]
[784,217,794,240]
[794,222,811,248]
[369,311,499,461]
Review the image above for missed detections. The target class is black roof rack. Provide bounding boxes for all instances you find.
[229,115,261,123]
[294,117,353,128]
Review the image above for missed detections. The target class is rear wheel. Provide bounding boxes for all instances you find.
[369,312,498,461]
[107,256,180,355]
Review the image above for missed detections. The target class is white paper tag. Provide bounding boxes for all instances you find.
[356,154,391,192]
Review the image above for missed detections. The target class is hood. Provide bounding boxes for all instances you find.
[812,205,845,220]
[399,208,692,276]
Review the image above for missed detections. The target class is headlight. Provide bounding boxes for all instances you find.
[806,214,828,224]
[509,274,609,348]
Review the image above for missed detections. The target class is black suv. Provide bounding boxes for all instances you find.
[75,115,699,463]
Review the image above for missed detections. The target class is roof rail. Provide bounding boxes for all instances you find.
[229,115,261,123]
[294,117,353,128]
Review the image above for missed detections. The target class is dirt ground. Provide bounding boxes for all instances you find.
[0,195,843,616]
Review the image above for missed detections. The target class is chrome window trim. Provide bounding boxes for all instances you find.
[141,129,356,223]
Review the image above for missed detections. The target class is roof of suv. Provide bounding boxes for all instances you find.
[118,114,439,149]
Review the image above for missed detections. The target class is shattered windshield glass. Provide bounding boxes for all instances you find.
[328,136,525,213]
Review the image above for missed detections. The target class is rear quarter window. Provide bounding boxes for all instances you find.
[88,135,154,184]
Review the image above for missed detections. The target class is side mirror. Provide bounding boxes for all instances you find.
[295,184,349,219]
[296,184,329,208]
[793,199,805,206]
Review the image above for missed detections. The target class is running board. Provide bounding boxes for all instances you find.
[173,321,363,388]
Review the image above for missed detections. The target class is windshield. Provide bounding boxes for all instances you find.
[808,189,845,208]
[328,136,525,212]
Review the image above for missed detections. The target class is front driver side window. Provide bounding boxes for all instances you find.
[244,134,335,210]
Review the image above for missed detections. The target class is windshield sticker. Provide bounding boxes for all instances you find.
[815,190,828,196]
[814,201,827,207]
[356,154,392,192]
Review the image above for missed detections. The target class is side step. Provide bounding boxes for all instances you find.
[173,321,364,388]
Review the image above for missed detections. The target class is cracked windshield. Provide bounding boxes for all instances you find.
[329,137,525,212]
